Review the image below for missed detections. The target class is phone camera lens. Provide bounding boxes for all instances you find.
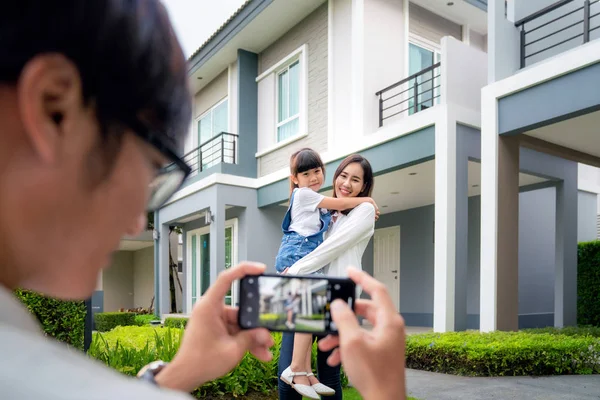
[247,307,253,313]
[248,278,254,284]
[245,321,252,327]
[247,292,254,298]
[334,284,341,290]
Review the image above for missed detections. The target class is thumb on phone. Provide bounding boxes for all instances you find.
[330,299,360,335]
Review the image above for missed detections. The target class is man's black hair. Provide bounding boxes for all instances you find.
[0,0,191,153]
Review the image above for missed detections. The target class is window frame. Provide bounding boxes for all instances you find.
[275,59,301,143]
[195,97,229,147]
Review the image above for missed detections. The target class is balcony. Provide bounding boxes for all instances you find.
[375,37,487,128]
[376,63,442,127]
[516,0,600,68]
[180,132,238,179]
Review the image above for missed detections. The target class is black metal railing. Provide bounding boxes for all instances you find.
[180,132,238,176]
[516,0,600,68]
[375,62,441,127]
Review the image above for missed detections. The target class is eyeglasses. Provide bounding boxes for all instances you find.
[128,119,191,212]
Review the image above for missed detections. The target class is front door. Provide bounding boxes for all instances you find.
[373,226,400,312]
[187,221,237,311]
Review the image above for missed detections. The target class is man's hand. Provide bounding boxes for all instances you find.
[155,262,274,393]
[318,268,406,400]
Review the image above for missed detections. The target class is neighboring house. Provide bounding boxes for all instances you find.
[93,231,182,317]
[480,0,600,332]
[151,0,600,332]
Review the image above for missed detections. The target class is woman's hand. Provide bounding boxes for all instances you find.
[366,198,380,220]
[155,262,274,393]
[319,268,406,399]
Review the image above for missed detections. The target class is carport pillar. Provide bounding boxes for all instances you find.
[157,222,171,317]
[434,107,469,332]
[554,176,578,327]
[480,95,520,332]
[209,197,226,292]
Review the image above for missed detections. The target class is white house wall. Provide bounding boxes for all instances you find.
[103,251,134,312]
[409,2,462,43]
[256,3,328,177]
[194,69,228,121]
[133,246,155,309]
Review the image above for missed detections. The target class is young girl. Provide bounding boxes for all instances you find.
[274,148,378,399]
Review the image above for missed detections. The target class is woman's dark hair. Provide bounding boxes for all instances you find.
[289,148,325,194]
[0,1,191,157]
[333,154,374,204]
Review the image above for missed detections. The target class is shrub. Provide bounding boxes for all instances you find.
[406,330,600,376]
[135,314,159,326]
[15,289,86,349]
[578,241,600,326]
[95,312,137,332]
[164,317,188,329]
[89,326,349,397]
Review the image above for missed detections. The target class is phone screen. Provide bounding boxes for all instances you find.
[238,274,355,334]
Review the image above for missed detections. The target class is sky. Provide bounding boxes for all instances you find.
[161,0,247,59]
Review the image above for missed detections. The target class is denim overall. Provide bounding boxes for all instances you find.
[274,189,331,274]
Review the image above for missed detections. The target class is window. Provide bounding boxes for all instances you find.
[408,41,441,115]
[198,98,228,145]
[276,60,300,142]
[196,98,228,169]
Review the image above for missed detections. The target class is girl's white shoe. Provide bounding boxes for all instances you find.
[280,366,320,399]
[307,372,336,396]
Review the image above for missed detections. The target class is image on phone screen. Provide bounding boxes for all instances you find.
[238,274,355,334]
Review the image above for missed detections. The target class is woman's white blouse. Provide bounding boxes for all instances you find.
[286,202,376,277]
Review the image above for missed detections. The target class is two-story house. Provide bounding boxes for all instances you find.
[147,0,600,333]
[479,0,600,332]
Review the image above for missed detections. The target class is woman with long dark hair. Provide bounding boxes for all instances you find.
[279,154,378,400]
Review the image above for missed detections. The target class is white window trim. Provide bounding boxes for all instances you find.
[186,218,239,312]
[195,96,229,147]
[255,44,308,153]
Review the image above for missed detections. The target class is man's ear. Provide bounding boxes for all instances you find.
[17,54,83,164]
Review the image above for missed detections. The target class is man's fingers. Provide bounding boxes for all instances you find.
[330,299,361,340]
[326,348,341,366]
[249,344,274,362]
[318,335,339,352]
[354,299,378,324]
[232,328,273,356]
[347,268,395,310]
[204,262,266,304]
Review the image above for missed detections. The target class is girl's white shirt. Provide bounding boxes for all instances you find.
[286,202,376,277]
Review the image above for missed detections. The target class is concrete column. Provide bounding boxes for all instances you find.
[209,195,226,290]
[454,128,470,331]
[434,106,457,332]
[488,0,520,83]
[555,175,578,327]
[158,222,171,317]
[480,93,520,331]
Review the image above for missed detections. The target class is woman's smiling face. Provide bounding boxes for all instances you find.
[334,162,365,198]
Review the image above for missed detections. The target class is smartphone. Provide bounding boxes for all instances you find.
[237,273,355,334]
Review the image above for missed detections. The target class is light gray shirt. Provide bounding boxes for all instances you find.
[0,285,191,399]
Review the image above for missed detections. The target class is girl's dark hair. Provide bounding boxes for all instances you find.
[333,154,374,205]
[289,148,325,194]
[0,0,191,156]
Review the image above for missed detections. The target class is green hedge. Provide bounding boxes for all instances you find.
[406,329,600,376]
[164,317,188,329]
[94,312,137,332]
[15,289,86,349]
[89,326,348,397]
[578,241,600,327]
[135,314,159,326]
